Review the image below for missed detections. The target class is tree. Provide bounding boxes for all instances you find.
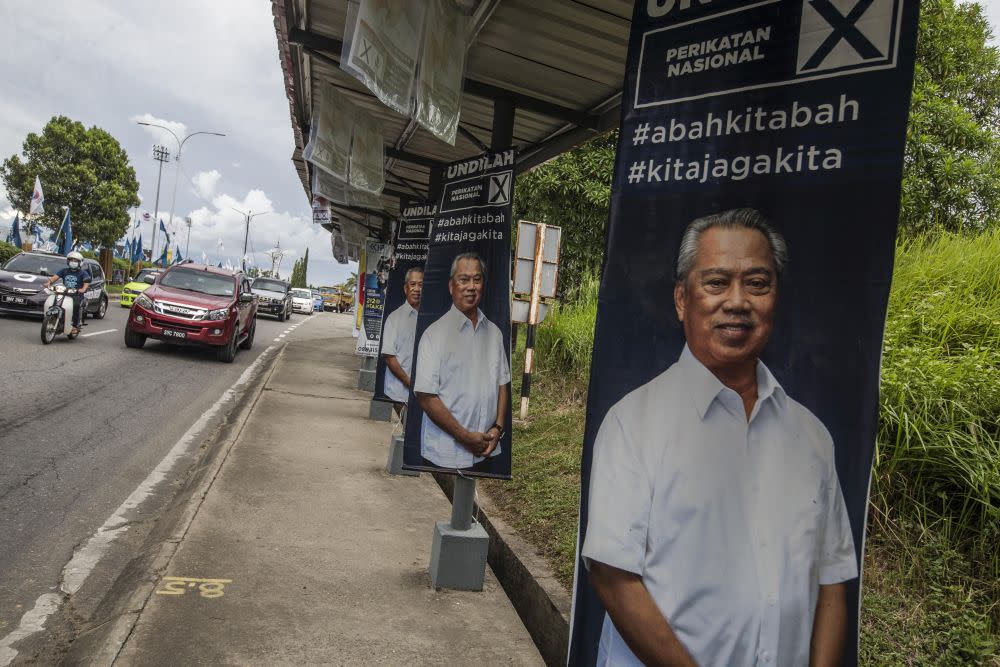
[900,0,1000,235]
[1,116,140,247]
[289,248,310,288]
[514,131,616,293]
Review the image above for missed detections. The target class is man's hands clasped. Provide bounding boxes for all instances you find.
[459,425,501,457]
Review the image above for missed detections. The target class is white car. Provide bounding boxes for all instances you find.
[290,288,314,314]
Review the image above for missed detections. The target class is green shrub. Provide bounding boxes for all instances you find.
[0,240,19,265]
[534,272,600,385]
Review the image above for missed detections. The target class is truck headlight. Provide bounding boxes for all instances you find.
[207,308,229,320]
[135,293,154,310]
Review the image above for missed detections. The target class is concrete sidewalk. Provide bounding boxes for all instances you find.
[107,324,543,665]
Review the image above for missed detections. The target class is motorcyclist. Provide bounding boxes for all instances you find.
[42,251,91,335]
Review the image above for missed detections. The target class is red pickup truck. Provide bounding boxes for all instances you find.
[123,263,257,362]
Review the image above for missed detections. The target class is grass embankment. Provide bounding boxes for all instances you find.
[481,233,1000,664]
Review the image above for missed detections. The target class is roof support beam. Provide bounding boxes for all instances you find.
[385,147,445,169]
[288,26,598,129]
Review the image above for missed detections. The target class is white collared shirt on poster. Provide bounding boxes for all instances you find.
[381,300,418,403]
[581,345,858,667]
[413,304,511,469]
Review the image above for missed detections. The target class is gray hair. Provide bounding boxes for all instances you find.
[675,208,788,282]
[403,266,424,283]
[449,252,487,281]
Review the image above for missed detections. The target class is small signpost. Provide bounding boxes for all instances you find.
[512,220,561,420]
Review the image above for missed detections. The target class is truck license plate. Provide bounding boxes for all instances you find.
[162,329,187,339]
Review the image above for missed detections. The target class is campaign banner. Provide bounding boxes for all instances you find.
[355,239,390,356]
[402,150,516,479]
[414,0,468,145]
[374,203,433,404]
[569,1,920,666]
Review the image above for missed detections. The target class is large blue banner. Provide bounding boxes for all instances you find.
[570,1,919,665]
[402,150,515,479]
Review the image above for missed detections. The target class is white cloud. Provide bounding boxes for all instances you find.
[192,169,222,200]
[177,187,354,286]
[129,113,189,151]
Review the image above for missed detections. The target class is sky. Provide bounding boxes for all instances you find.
[2,0,1000,287]
[0,0,356,287]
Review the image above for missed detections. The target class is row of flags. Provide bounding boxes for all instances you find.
[7,176,256,271]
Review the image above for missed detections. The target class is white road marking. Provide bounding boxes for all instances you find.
[273,338,281,342]
[80,328,117,338]
[0,344,279,666]
[0,594,62,665]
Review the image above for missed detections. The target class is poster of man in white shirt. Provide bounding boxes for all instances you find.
[582,210,858,666]
[380,267,423,409]
[412,252,511,472]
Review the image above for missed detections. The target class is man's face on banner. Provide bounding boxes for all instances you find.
[448,257,485,315]
[674,226,777,372]
[404,270,424,309]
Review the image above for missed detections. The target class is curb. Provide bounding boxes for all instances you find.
[433,473,571,667]
[60,344,286,665]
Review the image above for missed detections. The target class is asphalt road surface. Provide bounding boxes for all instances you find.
[0,303,343,650]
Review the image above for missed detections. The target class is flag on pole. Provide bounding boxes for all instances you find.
[57,208,73,255]
[201,250,208,264]
[155,244,169,267]
[132,235,144,264]
[173,246,184,265]
[142,211,151,226]
[29,176,44,215]
[32,226,43,248]
[217,237,224,252]
[10,213,22,247]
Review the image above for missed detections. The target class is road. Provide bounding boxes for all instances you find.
[0,302,343,650]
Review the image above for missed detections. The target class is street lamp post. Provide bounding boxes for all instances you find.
[136,122,225,261]
[232,208,268,271]
[184,217,193,258]
[150,145,170,264]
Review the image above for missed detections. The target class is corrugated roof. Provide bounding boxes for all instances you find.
[271,0,631,232]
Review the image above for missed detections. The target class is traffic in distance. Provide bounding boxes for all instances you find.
[0,248,353,363]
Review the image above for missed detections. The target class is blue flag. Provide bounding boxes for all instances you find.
[57,209,73,255]
[10,214,22,247]
[132,235,144,264]
[155,244,169,267]
[173,246,184,265]
[159,219,167,234]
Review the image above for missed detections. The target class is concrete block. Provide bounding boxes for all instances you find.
[360,355,377,371]
[357,368,376,392]
[429,520,489,591]
[386,434,419,477]
[368,399,393,422]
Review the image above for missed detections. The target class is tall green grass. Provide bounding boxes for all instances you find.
[876,230,1000,572]
[533,231,1000,572]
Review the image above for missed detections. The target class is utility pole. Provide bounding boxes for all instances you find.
[232,208,268,271]
[184,216,193,258]
[150,144,170,264]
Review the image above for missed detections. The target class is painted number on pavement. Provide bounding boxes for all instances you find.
[155,576,232,598]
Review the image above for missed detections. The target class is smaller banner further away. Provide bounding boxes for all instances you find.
[374,204,433,403]
[355,238,390,356]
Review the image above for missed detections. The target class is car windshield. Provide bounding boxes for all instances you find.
[133,269,159,283]
[4,253,67,276]
[159,268,235,297]
[292,289,311,299]
[253,279,287,293]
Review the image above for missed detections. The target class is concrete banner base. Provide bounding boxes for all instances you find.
[429,520,489,591]
[386,434,419,476]
[357,369,376,392]
[369,399,393,422]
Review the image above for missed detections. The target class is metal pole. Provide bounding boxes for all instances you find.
[520,224,545,420]
[150,145,169,265]
[185,217,192,258]
[242,212,251,271]
[450,476,476,531]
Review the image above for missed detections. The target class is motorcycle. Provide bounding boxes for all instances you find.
[40,285,82,344]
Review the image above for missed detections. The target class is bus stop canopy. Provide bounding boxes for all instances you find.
[271,0,630,236]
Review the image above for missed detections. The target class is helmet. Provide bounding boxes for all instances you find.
[67,251,83,269]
